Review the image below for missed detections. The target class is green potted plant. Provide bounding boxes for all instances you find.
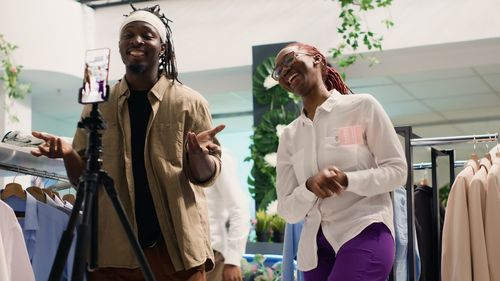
[270,215,286,243]
[241,254,283,281]
[255,209,272,242]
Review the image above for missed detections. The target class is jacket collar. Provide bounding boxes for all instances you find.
[117,75,172,101]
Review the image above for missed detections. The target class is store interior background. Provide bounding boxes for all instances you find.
[1,0,500,212]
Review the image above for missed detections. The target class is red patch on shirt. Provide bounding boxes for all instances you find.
[337,125,364,145]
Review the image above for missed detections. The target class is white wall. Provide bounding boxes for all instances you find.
[0,0,94,77]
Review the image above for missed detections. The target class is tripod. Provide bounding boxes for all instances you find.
[48,103,156,281]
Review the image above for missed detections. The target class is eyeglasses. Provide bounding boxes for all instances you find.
[272,51,313,81]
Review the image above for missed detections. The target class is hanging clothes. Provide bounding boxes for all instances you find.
[468,158,491,281]
[414,183,445,281]
[282,221,304,281]
[2,191,76,281]
[0,200,35,281]
[392,186,421,281]
[441,159,478,281]
[486,156,500,281]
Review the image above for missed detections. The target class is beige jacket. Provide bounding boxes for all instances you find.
[486,156,500,281]
[441,159,477,281]
[73,76,221,271]
[468,158,491,281]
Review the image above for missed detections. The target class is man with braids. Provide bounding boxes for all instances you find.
[273,42,407,281]
[30,4,224,281]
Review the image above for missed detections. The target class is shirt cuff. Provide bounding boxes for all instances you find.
[184,152,221,187]
[297,182,317,202]
[344,171,360,192]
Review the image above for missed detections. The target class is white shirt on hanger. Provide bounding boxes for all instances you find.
[276,90,407,271]
[204,147,251,266]
[0,200,35,281]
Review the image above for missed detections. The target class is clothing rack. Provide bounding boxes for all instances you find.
[410,133,498,147]
[395,126,498,281]
[413,160,466,170]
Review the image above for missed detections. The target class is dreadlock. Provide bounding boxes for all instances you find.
[127,4,180,83]
[285,42,353,95]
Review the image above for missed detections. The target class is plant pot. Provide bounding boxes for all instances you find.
[256,231,271,242]
[272,230,284,243]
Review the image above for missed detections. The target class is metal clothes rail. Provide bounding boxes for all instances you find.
[413,160,466,170]
[0,142,69,183]
[0,162,69,182]
[411,133,498,147]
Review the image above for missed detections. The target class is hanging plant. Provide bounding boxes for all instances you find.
[0,34,31,122]
[330,0,394,76]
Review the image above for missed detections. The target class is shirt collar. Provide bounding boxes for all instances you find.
[298,89,342,124]
[118,75,172,101]
[320,89,341,112]
[24,193,39,231]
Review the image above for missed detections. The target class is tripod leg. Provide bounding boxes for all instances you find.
[100,171,156,281]
[89,187,99,270]
[48,182,85,281]
[72,174,99,281]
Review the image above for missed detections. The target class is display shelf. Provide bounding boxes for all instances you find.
[0,142,68,181]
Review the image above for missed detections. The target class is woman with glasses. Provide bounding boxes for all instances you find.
[274,42,407,281]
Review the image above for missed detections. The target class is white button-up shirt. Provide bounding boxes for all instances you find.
[276,90,407,271]
[205,147,251,266]
[0,200,35,281]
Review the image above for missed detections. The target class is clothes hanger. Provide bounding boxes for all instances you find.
[1,173,27,200]
[62,193,76,205]
[483,139,492,164]
[42,188,55,200]
[52,190,62,201]
[26,186,47,203]
[419,168,429,187]
[496,136,500,158]
[471,135,479,164]
[38,178,57,200]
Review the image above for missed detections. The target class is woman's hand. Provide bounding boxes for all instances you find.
[30,131,73,159]
[305,166,348,198]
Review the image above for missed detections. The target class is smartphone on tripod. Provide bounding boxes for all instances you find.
[78,48,110,104]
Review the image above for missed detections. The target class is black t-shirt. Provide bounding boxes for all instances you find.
[128,90,161,247]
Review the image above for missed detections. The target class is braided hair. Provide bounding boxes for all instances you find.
[127,4,179,83]
[285,42,352,95]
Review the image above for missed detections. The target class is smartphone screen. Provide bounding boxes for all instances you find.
[79,48,110,104]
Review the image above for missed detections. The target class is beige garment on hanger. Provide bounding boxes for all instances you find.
[468,158,491,281]
[441,159,478,281]
[486,157,500,281]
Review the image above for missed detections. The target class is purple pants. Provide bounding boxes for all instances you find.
[303,223,395,281]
